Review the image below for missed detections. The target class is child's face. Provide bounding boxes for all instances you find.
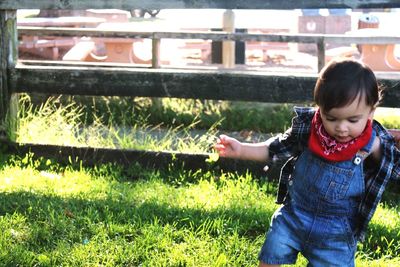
[320,95,375,143]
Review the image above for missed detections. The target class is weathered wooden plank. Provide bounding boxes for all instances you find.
[17,27,400,45]
[151,38,161,68]
[0,11,17,126]
[13,64,316,103]
[19,59,150,68]
[2,141,269,177]
[18,27,155,39]
[2,0,400,10]
[0,13,6,121]
[222,10,235,68]
[12,64,400,107]
[317,40,325,71]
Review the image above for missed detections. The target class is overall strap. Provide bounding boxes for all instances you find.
[353,129,376,165]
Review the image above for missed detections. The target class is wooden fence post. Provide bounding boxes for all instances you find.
[222,9,235,68]
[0,10,17,139]
[317,39,325,72]
[152,37,160,68]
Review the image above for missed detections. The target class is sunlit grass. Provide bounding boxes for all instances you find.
[0,156,399,266]
[0,156,273,266]
[375,107,400,129]
[14,95,218,153]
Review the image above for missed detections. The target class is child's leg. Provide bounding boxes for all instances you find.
[258,205,301,265]
[303,216,357,267]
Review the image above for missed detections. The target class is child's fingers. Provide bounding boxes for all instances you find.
[216,143,225,151]
[213,148,225,157]
[214,140,230,157]
[215,135,239,157]
[218,134,233,145]
[214,143,225,151]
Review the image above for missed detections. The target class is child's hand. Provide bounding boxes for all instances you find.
[388,129,400,148]
[214,134,242,158]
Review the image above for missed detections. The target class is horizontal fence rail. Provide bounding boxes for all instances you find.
[12,64,400,107]
[18,27,400,45]
[1,0,400,10]
[13,64,317,101]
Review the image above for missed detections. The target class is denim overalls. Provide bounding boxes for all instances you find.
[259,130,376,267]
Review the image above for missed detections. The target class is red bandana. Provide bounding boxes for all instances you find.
[308,109,372,162]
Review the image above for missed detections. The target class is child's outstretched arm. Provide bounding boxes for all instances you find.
[214,134,270,162]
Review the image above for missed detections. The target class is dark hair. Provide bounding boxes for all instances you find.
[314,59,383,111]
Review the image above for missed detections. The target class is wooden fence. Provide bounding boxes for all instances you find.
[1,0,400,176]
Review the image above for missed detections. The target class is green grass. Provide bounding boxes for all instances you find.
[14,95,219,153]
[374,107,400,129]
[0,155,399,266]
[0,156,274,266]
[25,95,295,134]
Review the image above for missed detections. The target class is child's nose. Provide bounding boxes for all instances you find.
[335,122,348,133]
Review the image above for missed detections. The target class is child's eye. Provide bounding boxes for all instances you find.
[349,119,359,123]
[326,118,336,121]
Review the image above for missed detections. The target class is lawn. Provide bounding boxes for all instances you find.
[0,154,399,266]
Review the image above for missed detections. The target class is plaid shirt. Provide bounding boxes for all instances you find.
[267,107,400,241]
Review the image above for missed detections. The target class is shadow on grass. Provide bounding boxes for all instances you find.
[0,190,273,250]
[1,186,399,262]
[362,222,400,258]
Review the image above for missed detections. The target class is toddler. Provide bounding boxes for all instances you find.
[215,59,400,266]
